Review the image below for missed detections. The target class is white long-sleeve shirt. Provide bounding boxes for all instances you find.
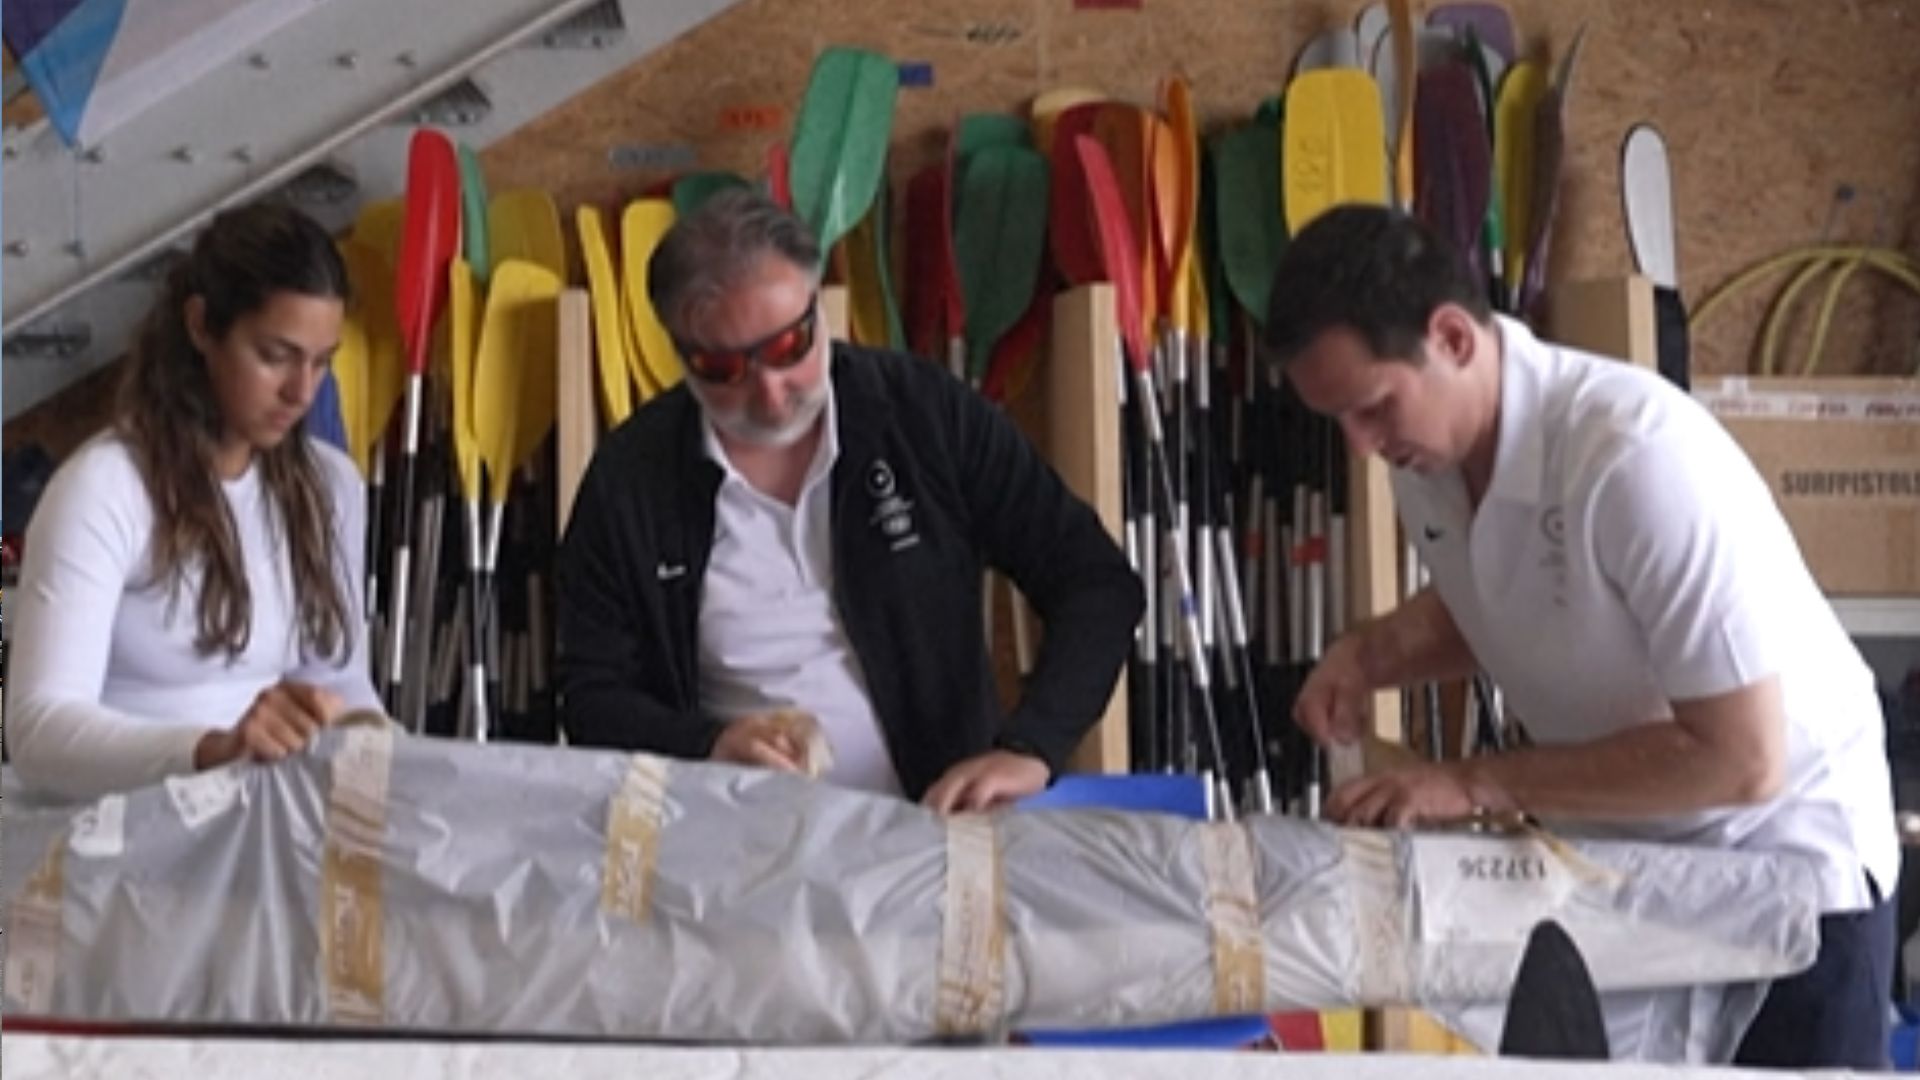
[6,433,381,800]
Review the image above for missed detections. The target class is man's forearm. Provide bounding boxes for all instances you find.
[1462,721,1777,822]
[1358,587,1481,689]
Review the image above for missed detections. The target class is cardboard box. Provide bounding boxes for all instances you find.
[1694,376,1920,596]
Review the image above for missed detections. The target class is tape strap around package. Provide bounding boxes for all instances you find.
[1697,379,1920,423]
[1196,821,1264,1014]
[321,724,395,1026]
[3,836,67,1014]
[1340,829,1410,1003]
[602,754,671,924]
[936,814,1007,1036]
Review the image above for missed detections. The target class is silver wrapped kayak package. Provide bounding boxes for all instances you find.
[1,724,1820,1045]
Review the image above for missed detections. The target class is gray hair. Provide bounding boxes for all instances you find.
[647,186,821,341]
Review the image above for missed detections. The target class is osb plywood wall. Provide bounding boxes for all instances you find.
[482,0,1920,379]
[10,0,1917,457]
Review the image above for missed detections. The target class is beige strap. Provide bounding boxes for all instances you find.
[935,815,1006,1036]
[1341,828,1411,1003]
[321,723,395,1025]
[1196,821,1265,1014]
[602,754,671,923]
[3,838,66,1014]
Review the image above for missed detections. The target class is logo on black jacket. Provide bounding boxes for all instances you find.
[866,457,920,552]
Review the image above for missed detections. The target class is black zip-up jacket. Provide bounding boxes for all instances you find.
[554,343,1145,799]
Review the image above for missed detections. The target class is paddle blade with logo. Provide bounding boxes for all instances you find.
[1284,69,1389,234]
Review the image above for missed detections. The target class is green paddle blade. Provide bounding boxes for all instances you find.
[1214,119,1286,325]
[956,112,1031,159]
[672,171,749,217]
[954,144,1050,385]
[789,46,899,264]
[870,177,906,349]
[458,143,491,282]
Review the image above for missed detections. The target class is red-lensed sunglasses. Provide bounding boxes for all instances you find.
[675,294,820,386]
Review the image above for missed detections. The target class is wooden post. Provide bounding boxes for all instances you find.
[556,288,595,533]
[1048,284,1129,774]
[1351,452,1403,743]
[1546,275,1658,371]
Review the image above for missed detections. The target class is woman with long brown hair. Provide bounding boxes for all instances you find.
[7,201,380,800]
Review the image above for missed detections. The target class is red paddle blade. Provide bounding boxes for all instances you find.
[1073,135,1149,372]
[938,126,966,337]
[981,284,1051,403]
[904,163,950,359]
[766,142,793,210]
[1048,102,1105,286]
[395,128,461,375]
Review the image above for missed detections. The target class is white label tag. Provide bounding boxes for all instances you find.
[68,795,127,859]
[165,765,246,830]
[1412,834,1577,945]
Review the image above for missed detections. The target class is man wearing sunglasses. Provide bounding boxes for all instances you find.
[555,188,1143,814]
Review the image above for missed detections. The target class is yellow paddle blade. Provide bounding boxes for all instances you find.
[1030,86,1105,154]
[449,256,482,501]
[331,247,372,475]
[473,258,564,506]
[1496,60,1547,296]
[337,240,403,462]
[843,207,891,347]
[1284,69,1389,234]
[488,189,567,279]
[352,199,405,265]
[574,205,634,428]
[620,198,685,394]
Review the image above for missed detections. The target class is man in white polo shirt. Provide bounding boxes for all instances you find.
[555,189,1143,814]
[1266,206,1898,1069]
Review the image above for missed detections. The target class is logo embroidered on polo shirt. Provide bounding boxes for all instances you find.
[1538,506,1568,606]
[865,458,920,552]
